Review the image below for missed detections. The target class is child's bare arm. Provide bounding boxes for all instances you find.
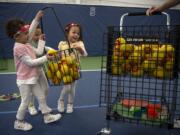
[20,55,47,67]
[33,34,46,56]
[73,42,88,56]
[20,53,55,67]
[28,10,44,42]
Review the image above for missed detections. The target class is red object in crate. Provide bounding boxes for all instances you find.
[122,99,162,120]
[122,99,148,108]
[148,104,161,110]
[122,99,162,108]
[147,104,162,119]
[148,108,158,119]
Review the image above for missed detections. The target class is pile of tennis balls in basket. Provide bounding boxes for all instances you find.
[45,49,80,85]
[111,37,175,79]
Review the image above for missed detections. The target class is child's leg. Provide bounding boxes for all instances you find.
[32,82,51,114]
[28,94,34,107]
[67,81,77,113]
[15,84,33,131]
[38,70,49,111]
[39,69,49,97]
[67,81,76,104]
[57,84,71,112]
[32,82,61,124]
[16,84,32,120]
[28,94,37,115]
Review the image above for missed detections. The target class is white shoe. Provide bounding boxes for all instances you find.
[66,104,73,113]
[28,106,38,116]
[14,120,32,131]
[44,113,61,124]
[58,101,65,113]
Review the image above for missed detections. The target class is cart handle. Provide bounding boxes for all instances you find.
[120,12,170,32]
[127,11,162,16]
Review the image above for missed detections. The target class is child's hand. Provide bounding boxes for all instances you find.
[72,43,78,48]
[74,46,84,55]
[39,34,45,41]
[72,44,83,54]
[35,10,44,21]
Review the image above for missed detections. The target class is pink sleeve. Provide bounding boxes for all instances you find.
[14,45,28,58]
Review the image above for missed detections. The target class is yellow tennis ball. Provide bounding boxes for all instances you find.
[56,70,62,79]
[46,69,52,79]
[53,62,59,71]
[63,75,73,84]
[47,49,57,55]
[61,64,70,76]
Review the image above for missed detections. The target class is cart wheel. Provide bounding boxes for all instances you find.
[96,128,111,135]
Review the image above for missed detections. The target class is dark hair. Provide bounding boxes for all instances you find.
[5,18,25,38]
[65,23,83,41]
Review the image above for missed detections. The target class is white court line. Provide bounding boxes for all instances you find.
[0,104,105,114]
